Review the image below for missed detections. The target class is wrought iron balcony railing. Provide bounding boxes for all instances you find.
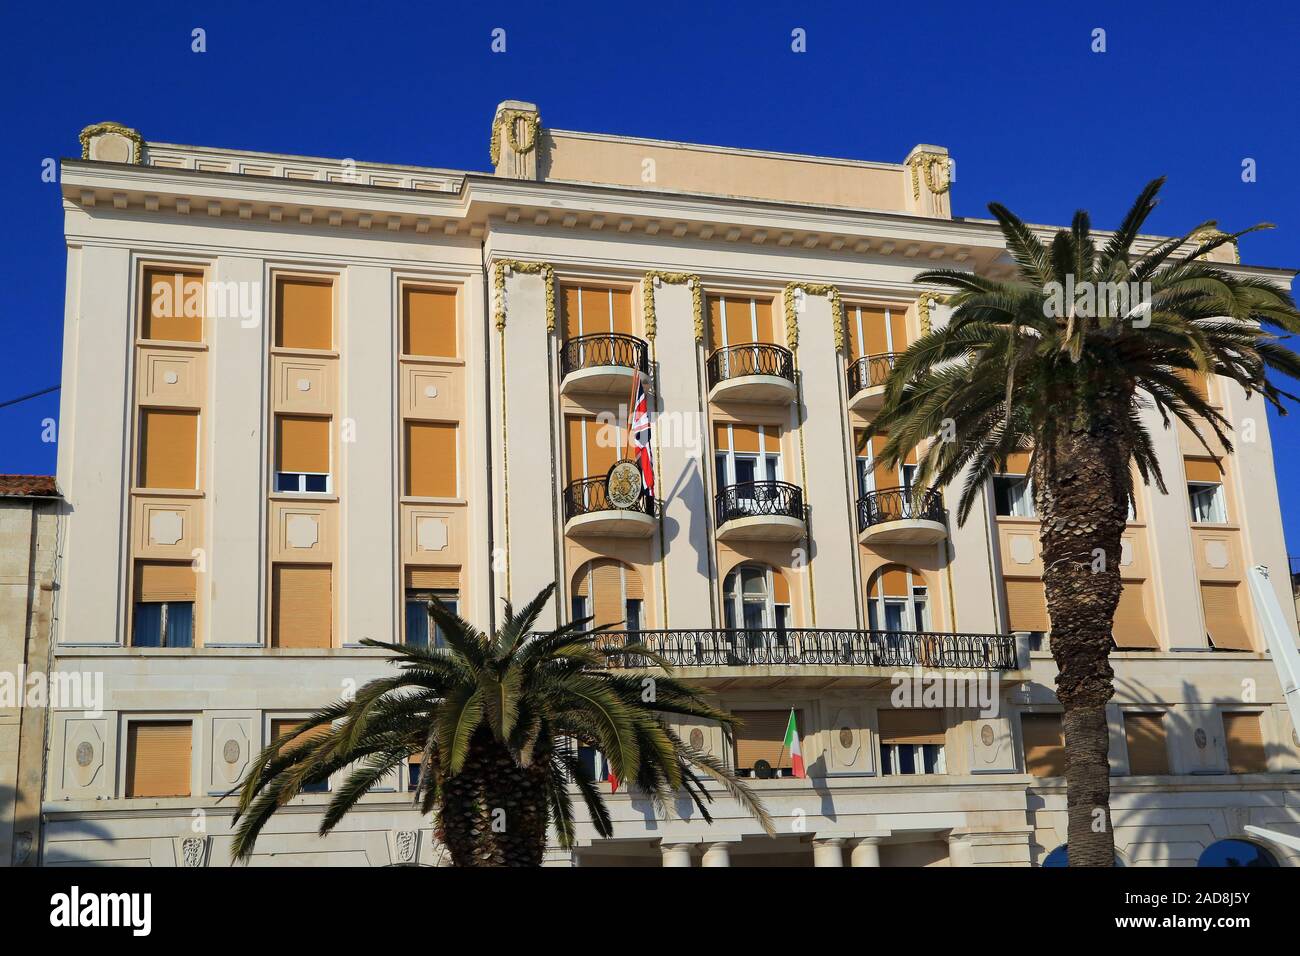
[706,343,795,388]
[563,475,658,521]
[846,352,900,395]
[596,628,1018,671]
[856,486,945,531]
[714,480,806,528]
[560,333,649,378]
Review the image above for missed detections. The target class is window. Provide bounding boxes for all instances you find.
[732,709,803,778]
[1197,839,1277,867]
[270,719,329,793]
[1021,714,1065,777]
[1004,578,1050,648]
[406,422,458,498]
[405,567,460,647]
[576,743,612,784]
[1112,581,1158,650]
[562,285,634,338]
[993,475,1035,517]
[402,286,457,357]
[866,565,927,632]
[1185,457,1226,523]
[142,268,204,342]
[713,424,781,506]
[138,408,199,489]
[707,295,777,349]
[126,721,192,798]
[271,564,332,648]
[407,756,423,792]
[275,415,331,493]
[845,304,903,362]
[878,709,945,776]
[132,562,196,647]
[1222,712,1268,773]
[572,559,645,631]
[1201,582,1252,651]
[722,565,791,650]
[854,430,917,500]
[1123,712,1169,775]
[566,415,623,495]
[275,277,333,350]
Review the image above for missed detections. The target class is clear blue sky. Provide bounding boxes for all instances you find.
[2,1,1297,557]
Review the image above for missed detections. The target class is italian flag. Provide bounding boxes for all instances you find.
[784,709,805,778]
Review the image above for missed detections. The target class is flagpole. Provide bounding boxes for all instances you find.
[622,367,639,462]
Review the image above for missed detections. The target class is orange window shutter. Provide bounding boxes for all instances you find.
[875,565,910,598]
[1124,713,1169,774]
[610,289,633,335]
[1201,582,1252,650]
[845,306,862,362]
[725,297,754,345]
[271,719,330,754]
[142,269,204,342]
[763,427,780,454]
[1021,714,1066,777]
[1177,369,1211,403]
[406,567,460,591]
[863,308,890,355]
[406,422,457,497]
[771,568,790,605]
[622,565,645,602]
[712,422,731,452]
[562,286,583,339]
[140,408,199,489]
[276,278,333,350]
[277,415,330,474]
[126,722,192,798]
[1222,713,1268,773]
[733,710,799,769]
[591,559,625,628]
[272,564,332,648]
[1113,581,1159,649]
[1184,457,1223,484]
[580,287,613,335]
[731,424,762,454]
[403,287,457,357]
[878,709,945,746]
[707,296,725,350]
[753,299,776,344]
[1005,578,1050,632]
[135,561,197,603]
[1003,451,1032,475]
[888,309,908,352]
[585,416,618,477]
[566,417,587,481]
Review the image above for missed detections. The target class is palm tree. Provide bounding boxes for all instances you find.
[869,178,1300,865]
[230,584,771,865]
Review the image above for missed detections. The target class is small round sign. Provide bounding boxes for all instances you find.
[606,460,643,510]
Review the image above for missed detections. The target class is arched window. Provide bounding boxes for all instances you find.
[1197,839,1279,867]
[1042,844,1125,867]
[722,564,791,636]
[571,559,644,633]
[865,565,929,632]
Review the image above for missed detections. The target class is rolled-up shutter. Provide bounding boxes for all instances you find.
[406,567,460,591]
[610,288,632,335]
[1005,578,1050,632]
[1021,714,1065,777]
[590,559,624,628]
[1201,582,1252,650]
[1113,581,1159,649]
[1124,713,1168,774]
[878,709,945,746]
[734,709,799,769]
[562,286,583,339]
[272,564,332,648]
[1184,457,1223,483]
[271,718,330,754]
[872,565,911,598]
[1222,712,1267,773]
[731,424,761,454]
[771,568,790,605]
[622,565,644,601]
[140,409,198,489]
[753,299,776,344]
[135,561,196,603]
[708,296,725,350]
[126,722,192,798]
[278,415,330,474]
[1003,451,1032,475]
[406,422,457,497]
[725,297,753,345]
[143,269,204,342]
[403,287,457,357]
[276,278,333,350]
[862,307,889,357]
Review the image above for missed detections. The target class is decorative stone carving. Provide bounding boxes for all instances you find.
[212,719,251,785]
[164,371,179,385]
[149,509,184,547]
[1205,540,1230,570]
[424,384,438,399]
[969,717,1014,772]
[66,720,105,790]
[1010,534,1034,565]
[416,516,449,553]
[80,122,144,164]
[395,830,418,864]
[180,836,208,868]
[286,514,320,550]
[297,378,312,392]
[689,728,705,751]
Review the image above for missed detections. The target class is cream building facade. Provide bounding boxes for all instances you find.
[36,103,1300,866]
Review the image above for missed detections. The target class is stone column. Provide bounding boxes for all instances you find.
[661,843,694,867]
[812,837,845,867]
[850,837,882,867]
[701,842,733,867]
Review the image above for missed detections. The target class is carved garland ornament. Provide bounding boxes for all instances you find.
[492,259,556,332]
[489,109,541,166]
[907,153,951,201]
[641,271,702,342]
[916,292,948,335]
[782,281,843,352]
[79,121,144,164]
[1190,225,1241,265]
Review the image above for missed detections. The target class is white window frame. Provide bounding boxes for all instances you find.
[880,741,946,776]
[1188,481,1227,524]
[866,569,929,632]
[274,470,333,494]
[993,473,1036,518]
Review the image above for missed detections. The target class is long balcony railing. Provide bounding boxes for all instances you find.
[563,475,658,521]
[846,352,899,395]
[560,333,649,378]
[596,628,1018,670]
[714,480,805,528]
[856,486,944,531]
[706,343,795,389]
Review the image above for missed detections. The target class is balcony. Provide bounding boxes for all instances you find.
[559,333,649,396]
[846,353,899,412]
[706,343,797,404]
[563,475,658,538]
[598,628,1020,672]
[857,487,947,545]
[714,481,806,542]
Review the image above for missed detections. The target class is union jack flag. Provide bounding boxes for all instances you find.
[629,371,655,496]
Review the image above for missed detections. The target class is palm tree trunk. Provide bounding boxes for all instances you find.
[1035,414,1130,867]
[437,728,550,866]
